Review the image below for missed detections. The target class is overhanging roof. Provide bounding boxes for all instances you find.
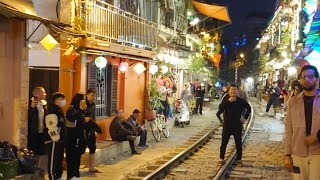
[0,0,70,27]
[192,0,231,23]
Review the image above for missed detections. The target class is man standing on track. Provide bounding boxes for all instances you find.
[216,84,251,164]
[284,65,320,180]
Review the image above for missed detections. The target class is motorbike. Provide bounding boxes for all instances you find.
[174,99,190,128]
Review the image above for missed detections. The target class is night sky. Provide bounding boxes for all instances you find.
[206,0,278,40]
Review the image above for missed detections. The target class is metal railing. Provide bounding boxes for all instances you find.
[81,0,157,48]
[159,9,187,32]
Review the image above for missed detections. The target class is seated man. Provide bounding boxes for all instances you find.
[110,109,140,155]
[127,109,149,148]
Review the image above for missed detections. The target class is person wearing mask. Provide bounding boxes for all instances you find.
[110,109,140,155]
[66,93,89,180]
[284,65,320,180]
[84,89,102,173]
[127,109,149,148]
[216,84,251,164]
[46,92,66,180]
[194,83,205,115]
[265,81,281,115]
[28,86,47,170]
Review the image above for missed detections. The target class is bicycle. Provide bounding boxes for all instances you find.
[150,114,170,142]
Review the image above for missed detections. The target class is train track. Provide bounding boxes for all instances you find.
[126,103,255,180]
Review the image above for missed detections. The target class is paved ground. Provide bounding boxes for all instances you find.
[76,101,221,180]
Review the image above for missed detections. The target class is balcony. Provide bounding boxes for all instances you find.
[81,0,157,49]
[159,8,188,32]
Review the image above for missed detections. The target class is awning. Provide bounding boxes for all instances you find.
[0,1,70,27]
[192,0,231,23]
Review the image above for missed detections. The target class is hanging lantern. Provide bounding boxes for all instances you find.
[149,64,158,75]
[161,65,169,74]
[119,62,129,72]
[39,34,59,51]
[95,56,107,69]
[133,63,146,75]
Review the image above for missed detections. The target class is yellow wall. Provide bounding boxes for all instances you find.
[0,19,29,146]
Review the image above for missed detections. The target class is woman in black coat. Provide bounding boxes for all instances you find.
[65,93,89,179]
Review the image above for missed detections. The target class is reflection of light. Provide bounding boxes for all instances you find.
[287,66,297,76]
[281,51,288,57]
[190,17,200,26]
[247,77,254,83]
[187,10,192,16]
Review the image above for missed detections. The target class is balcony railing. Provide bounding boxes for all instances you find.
[159,9,187,32]
[81,0,157,49]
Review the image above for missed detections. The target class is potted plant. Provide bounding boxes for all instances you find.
[145,79,163,121]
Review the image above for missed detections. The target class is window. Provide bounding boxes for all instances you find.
[87,62,118,118]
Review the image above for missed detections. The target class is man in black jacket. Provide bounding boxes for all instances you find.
[46,92,66,180]
[216,84,251,163]
[194,83,205,115]
[28,86,47,170]
[110,109,140,155]
[266,81,281,114]
[85,89,102,173]
[127,109,149,148]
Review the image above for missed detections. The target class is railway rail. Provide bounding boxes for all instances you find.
[126,103,255,180]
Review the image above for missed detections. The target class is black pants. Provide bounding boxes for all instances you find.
[114,135,136,152]
[137,129,147,146]
[195,97,204,114]
[47,141,64,180]
[66,146,82,178]
[160,100,169,120]
[85,130,96,154]
[266,98,278,113]
[220,128,242,160]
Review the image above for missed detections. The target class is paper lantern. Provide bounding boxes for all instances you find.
[161,65,169,74]
[133,63,146,75]
[119,62,129,72]
[95,56,107,69]
[39,34,58,51]
[149,64,158,75]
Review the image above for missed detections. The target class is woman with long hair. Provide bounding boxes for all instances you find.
[65,93,90,179]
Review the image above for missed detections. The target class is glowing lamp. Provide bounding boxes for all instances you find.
[149,64,158,75]
[160,65,169,74]
[39,34,59,51]
[95,56,107,69]
[133,63,146,75]
[119,62,129,72]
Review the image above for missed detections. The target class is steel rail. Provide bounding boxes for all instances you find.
[143,126,220,180]
[213,102,255,180]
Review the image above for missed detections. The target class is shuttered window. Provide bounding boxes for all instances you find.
[87,62,118,118]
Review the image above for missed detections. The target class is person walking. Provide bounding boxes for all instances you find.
[159,81,171,119]
[66,93,89,180]
[216,84,251,164]
[284,65,320,180]
[127,109,149,148]
[46,92,66,180]
[257,82,264,102]
[85,89,102,173]
[28,86,48,170]
[194,83,205,115]
[265,81,281,115]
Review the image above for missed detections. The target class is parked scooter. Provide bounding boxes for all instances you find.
[174,99,190,127]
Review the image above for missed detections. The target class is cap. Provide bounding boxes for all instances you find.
[133,109,141,114]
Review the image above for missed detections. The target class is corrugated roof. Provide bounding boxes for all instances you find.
[0,1,70,27]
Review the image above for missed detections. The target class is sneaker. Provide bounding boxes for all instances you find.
[144,144,151,148]
[131,150,141,155]
[70,177,81,180]
[137,145,144,149]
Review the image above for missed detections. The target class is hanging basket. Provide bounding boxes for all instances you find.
[145,110,157,122]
